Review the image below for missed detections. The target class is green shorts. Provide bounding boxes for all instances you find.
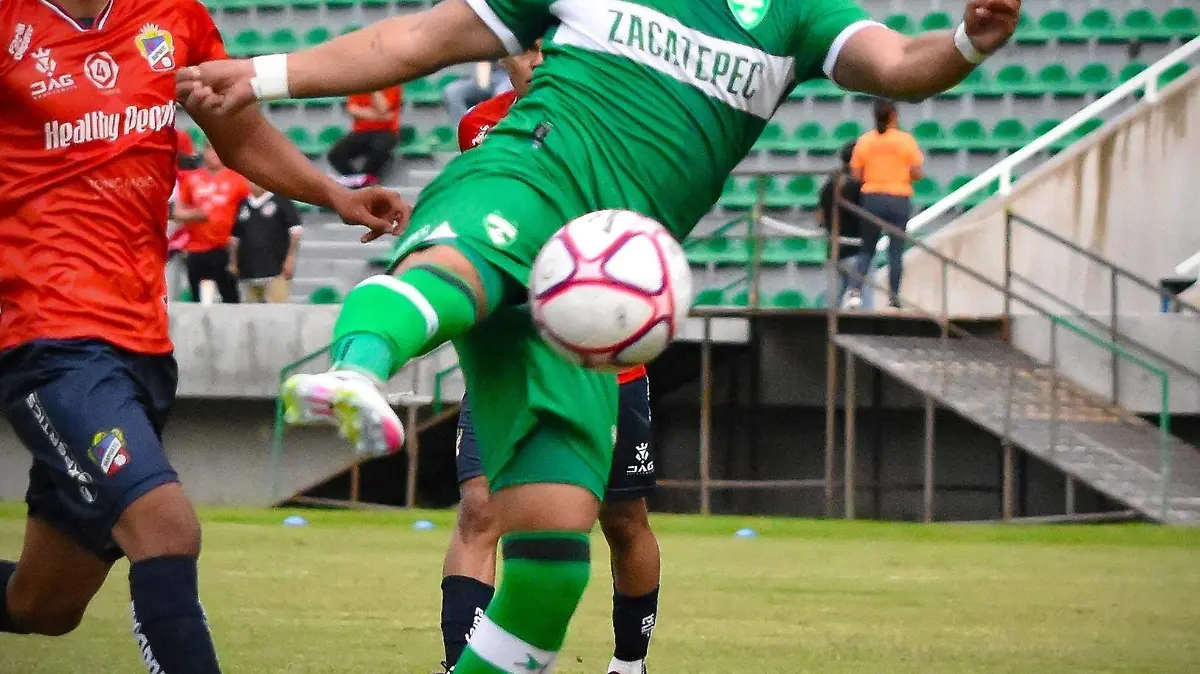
[392,172,619,500]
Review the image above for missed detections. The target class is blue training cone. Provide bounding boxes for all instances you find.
[282,515,308,528]
[734,528,758,539]
[413,520,436,531]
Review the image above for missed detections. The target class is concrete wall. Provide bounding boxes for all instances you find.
[900,71,1200,317]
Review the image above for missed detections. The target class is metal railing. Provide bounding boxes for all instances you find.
[899,36,1200,251]
[1176,249,1200,280]
[826,197,1178,523]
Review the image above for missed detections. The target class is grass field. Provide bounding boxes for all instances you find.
[1,504,1198,673]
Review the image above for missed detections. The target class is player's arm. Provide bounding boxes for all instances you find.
[833,0,1019,102]
[178,0,520,115]
[191,105,409,242]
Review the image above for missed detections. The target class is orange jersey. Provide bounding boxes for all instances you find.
[348,86,402,134]
[0,0,227,355]
[850,128,924,197]
[458,92,647,386]
[177,167,250,252]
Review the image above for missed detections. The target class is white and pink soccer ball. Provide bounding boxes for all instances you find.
[531,210,693,371]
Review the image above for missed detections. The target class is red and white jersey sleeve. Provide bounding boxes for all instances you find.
[456,89,518,152]
[0,0,226,354]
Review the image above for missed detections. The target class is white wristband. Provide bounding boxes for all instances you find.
[249,53,290,101]
[953,23,988,65]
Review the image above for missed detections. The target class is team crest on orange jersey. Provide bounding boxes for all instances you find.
[135,24,176,72]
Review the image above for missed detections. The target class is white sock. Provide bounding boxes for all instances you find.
[607,657,646,674]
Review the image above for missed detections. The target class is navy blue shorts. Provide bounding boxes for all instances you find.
[456,374,655,501]
[0,339,180,563]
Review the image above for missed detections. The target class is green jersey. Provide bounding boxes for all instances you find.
[445,0,873,238]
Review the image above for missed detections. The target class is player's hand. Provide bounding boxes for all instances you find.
[963,0,1021,54]
[329,187,412,243]
[176,59,257,116]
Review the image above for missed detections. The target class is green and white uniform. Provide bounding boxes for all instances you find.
[398,0,874,499]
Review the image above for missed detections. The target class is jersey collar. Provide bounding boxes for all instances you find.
[38,0,116,32]
[246,192,275,209]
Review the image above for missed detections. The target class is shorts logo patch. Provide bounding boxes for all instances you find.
[485,213,517,247]
[90,429,131,477]
[626,442,654,475]
[728,0,770,31]
[455,427,464,457]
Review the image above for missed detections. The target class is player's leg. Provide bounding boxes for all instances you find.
[362,131,398,178]
[213,249,240,304]
[440,399,500,671]
[453,319,619,673]
[600,376,660,674]
[1,342,220,672]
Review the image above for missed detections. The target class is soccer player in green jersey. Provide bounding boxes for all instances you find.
[179,1,1019,670]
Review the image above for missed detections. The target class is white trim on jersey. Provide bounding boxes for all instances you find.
[550,0,795,120]
[464,0,524,56]
[38,0,116,32]
[822,20,884,80]
[468,616,558,673]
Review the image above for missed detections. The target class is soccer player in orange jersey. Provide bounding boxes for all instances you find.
[0,0,406,670]
[438,45,660,674]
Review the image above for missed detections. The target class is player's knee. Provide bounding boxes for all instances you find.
[393,245,486,307]
[599,500,652,554]
[113,484,203,561]
[7,591,87,636]
[457,485,500,549]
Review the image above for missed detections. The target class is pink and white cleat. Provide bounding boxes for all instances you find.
[282,370,405,456]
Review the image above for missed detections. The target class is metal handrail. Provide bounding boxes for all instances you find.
[901,36,1200,248]
[1176,249,1200,278]
[1009,212,1200,318]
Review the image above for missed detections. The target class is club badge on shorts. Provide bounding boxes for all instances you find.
[89,428,131,478]
[135,24,176,72]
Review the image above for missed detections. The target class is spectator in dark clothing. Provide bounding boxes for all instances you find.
[228,183,303,303]
[328,86,403,187]
[817,141,864,307]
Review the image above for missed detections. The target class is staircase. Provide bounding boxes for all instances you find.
[836,335,1200,525]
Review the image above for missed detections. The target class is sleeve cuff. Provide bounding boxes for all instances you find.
[823,20,885,79]
[464,0,524,56]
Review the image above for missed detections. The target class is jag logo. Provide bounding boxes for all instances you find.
[84,51,120,90]
[30,48,75,99]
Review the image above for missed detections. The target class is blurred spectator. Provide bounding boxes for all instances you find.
[817,141,863,307]
[228,183,303,303]
[443,61,511,125]
[329,85,403,187]
[847,100,924,310]
[175,141,250,304]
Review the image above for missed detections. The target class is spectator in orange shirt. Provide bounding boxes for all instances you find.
[329,86,403,187]
[175,141,251,304]
[847,100,924,310]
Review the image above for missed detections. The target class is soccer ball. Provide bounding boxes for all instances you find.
[531,210,693,371]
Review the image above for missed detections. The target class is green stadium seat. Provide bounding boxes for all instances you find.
[692,288,724,307]
[291,0,321,9]
[228,30,264,58]
[950,120,991,152]
[361,0,390,7]
[309,286,342,305]
[756,176,793,210]
[214,0,253,12]
[920,11,954,32]
[303,26,332,47]
[912,120,951,153]
[293,201,316,214]
[785,175,819,209]
[753,123,796,155]
[430,125,457,152]
[1078,63,1115,95]
[266,28,298,52]
[1075,118,1104,141]
[340,24,362,36]
[941,68,988,99]
[1163,7,1199,40]
[946,175,973,202]
[1038,10,1083,44]
[1119,62,1149,85]
[286,127,322,157]
[971,67,1004,99]
[794,122,836,154]
[770,289,809,309]
[185,127,205,149]
[762,238,825,265]
[719,178,757,211]
[1014,11,1049,45]
[1161,62,1191,87]
[317,126,346,153]
[177,288,194,303]
[831,121,863,146]
[1122,9,1170,42]
[912,177,943,209]
[407,78,444,106]
[991,119,1029,152]
[791,77,842,101]
[253,0,290,11]
[883,13,915,35]
[305,96,346,110]
[1037,63,1083,97]
[397,126,434,158]
[325,0,356,8]
[994,63,1037,97]
[1030,119,1070,152]
[725,290,749,307]
[1078,8,1123,43]
[686,236,750,265]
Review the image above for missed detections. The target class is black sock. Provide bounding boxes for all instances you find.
[0,560,27,634]
[440,575,495,667]
[129,556,221,673]
[613,586,659,662]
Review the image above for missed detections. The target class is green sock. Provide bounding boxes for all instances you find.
[455,532,591,673]
[330,267,480,381]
